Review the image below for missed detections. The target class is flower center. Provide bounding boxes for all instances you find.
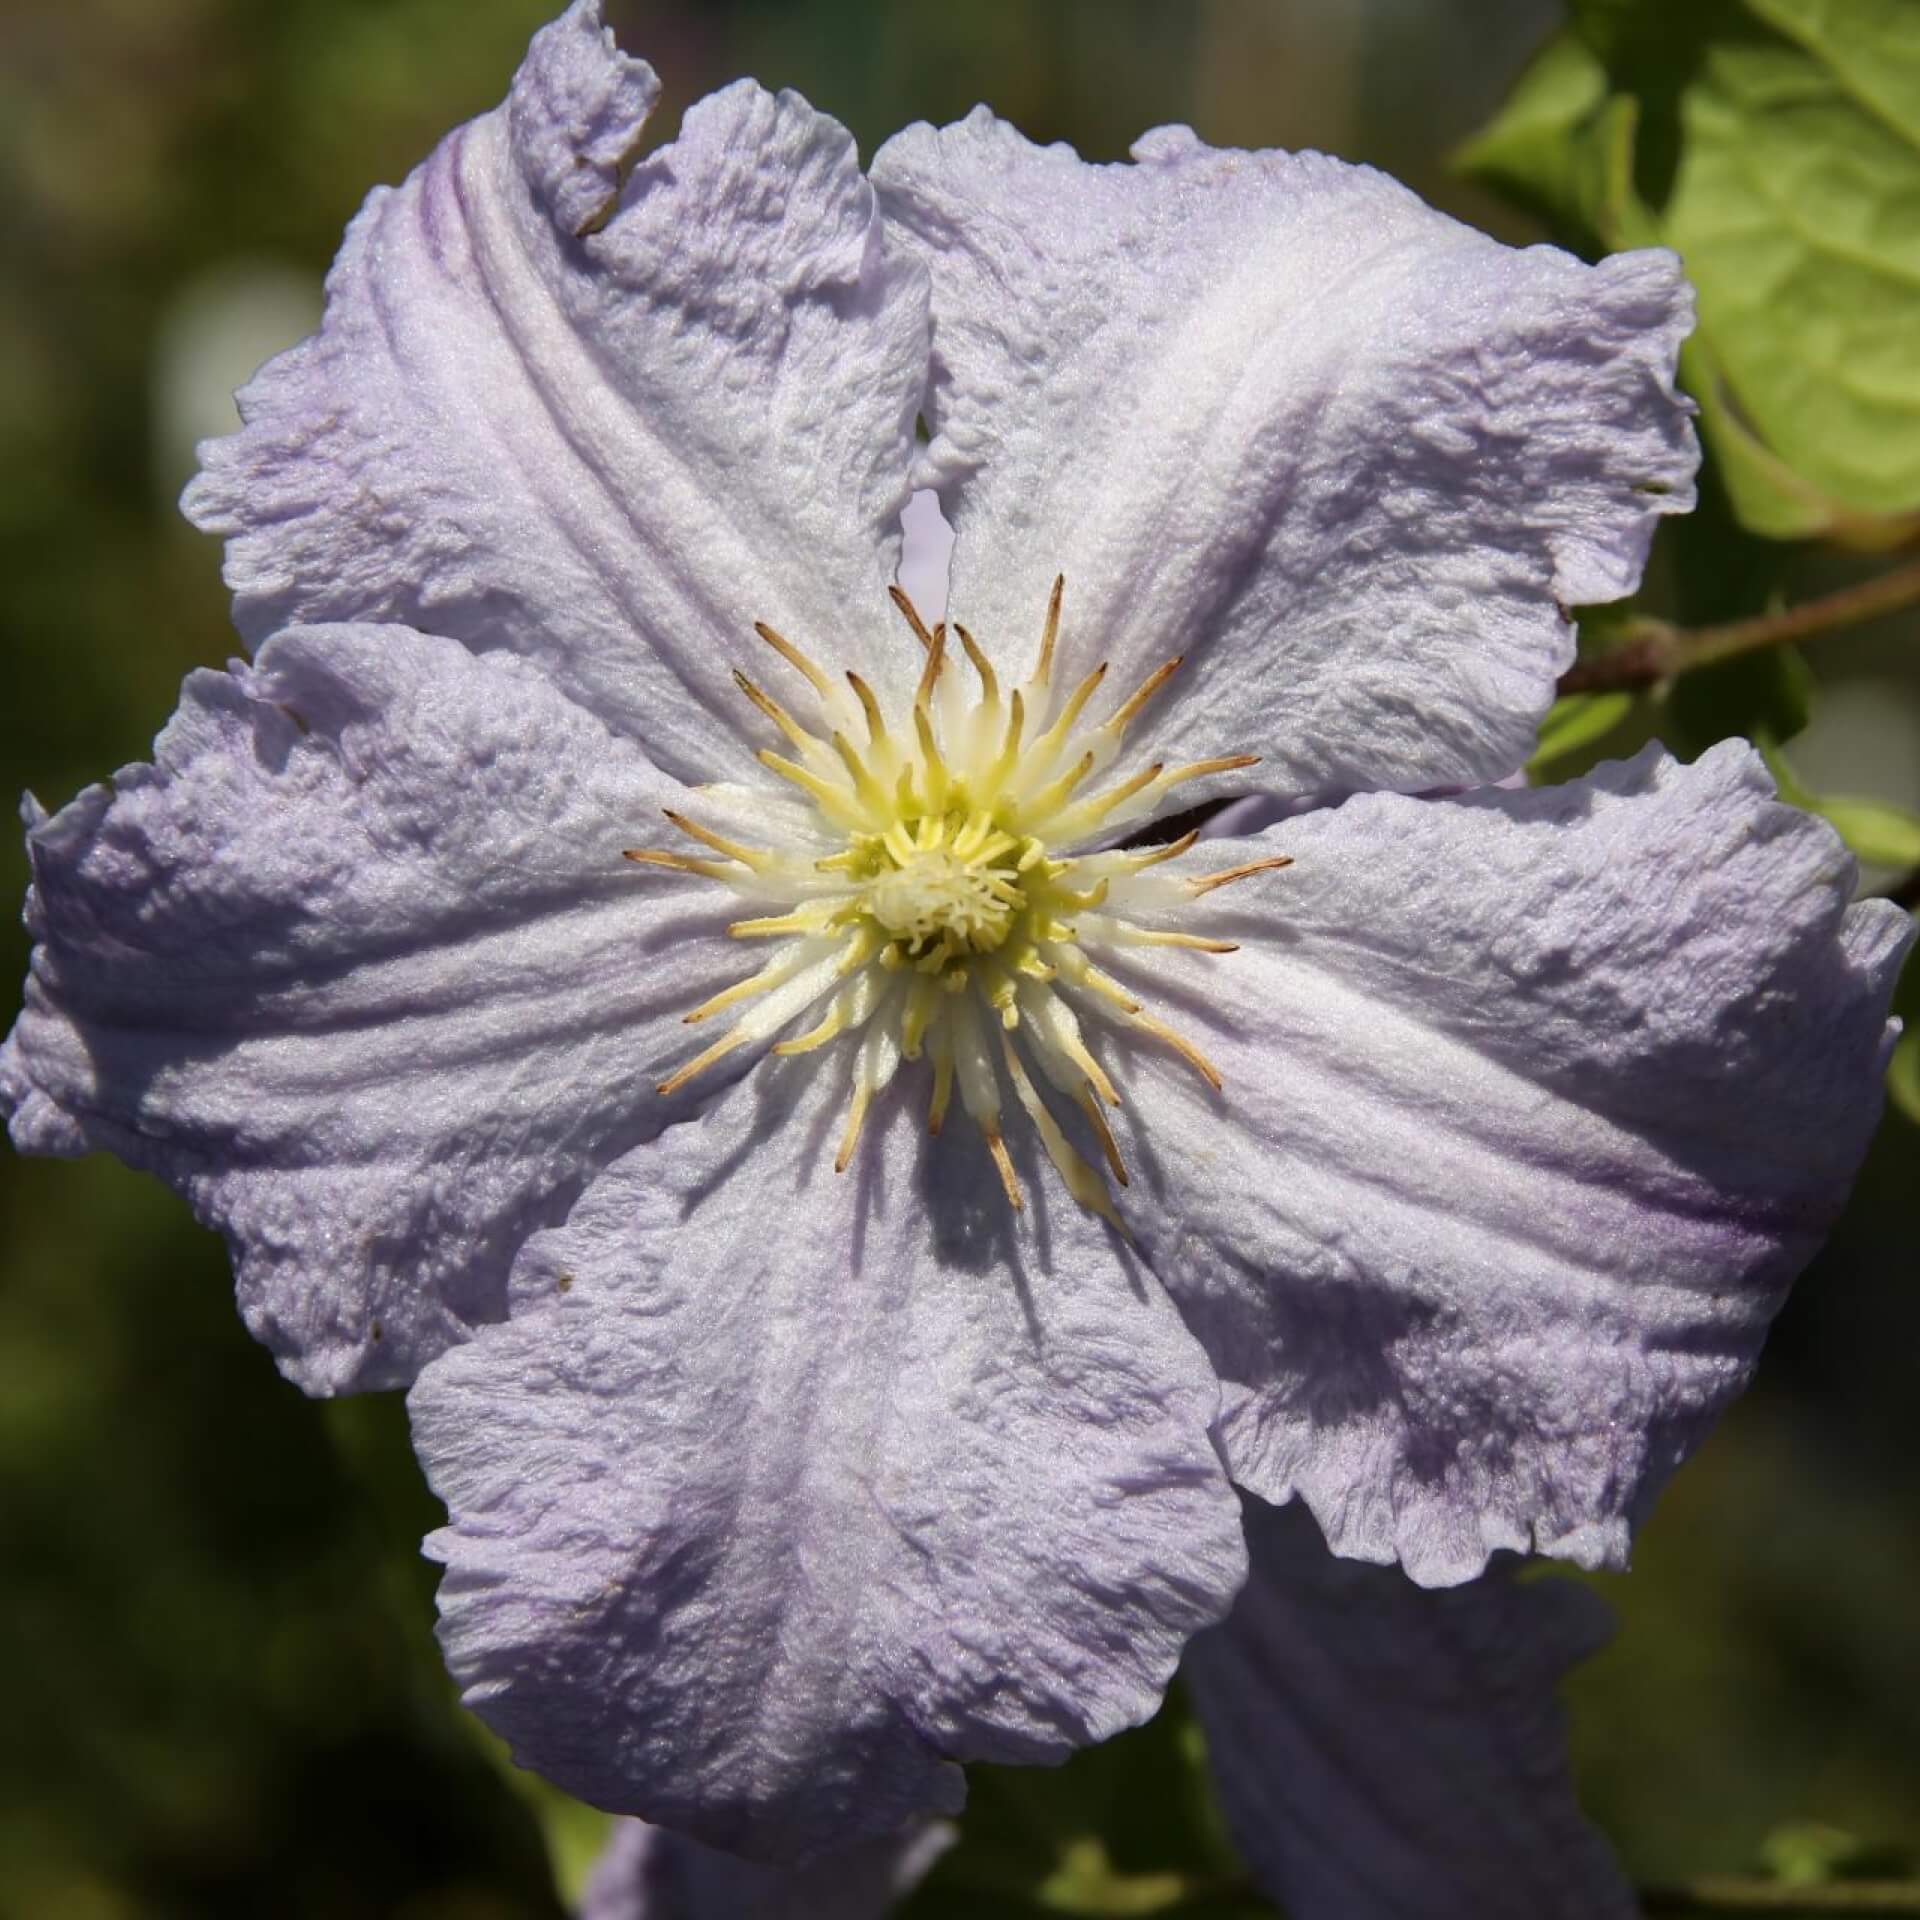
[864,823,1023,956]
[622,579,1291,1223]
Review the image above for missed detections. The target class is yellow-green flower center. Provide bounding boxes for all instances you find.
[862,817,1024,958]
[622,578,1291,1223]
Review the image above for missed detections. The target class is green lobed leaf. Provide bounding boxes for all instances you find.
[1662,10,1920,530]
[1461,0,1920,542]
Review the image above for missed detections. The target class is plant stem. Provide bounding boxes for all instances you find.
[1558,556,1920,695]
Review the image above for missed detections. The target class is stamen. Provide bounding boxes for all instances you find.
[657,1028,750,1097]
[683,948,816,1024]
[733,670,820,753]
[1164,753,1261,785]
[1026,750,1098,817]
[664,811,773,868]
[955,625,999,704]
[830,731,891,814]
[984,1129,1024,1210]
[927,1039,955,1136]
[1131,1010,1224,1091]
[1104,657,1182,738]
[1052,761,1163,836]
[757,749,865,828]
[1001,1035,1123,1229]
[1119,829,1199,870]
[622,848,740,881]
[754,621,834,700]
[1077,1088,1130,1186]
[1028,662,1107,765]
[915,623,948,707]
[1033,574,1064,686]
[845,672,887,744]
[912,704,951,812]
[772,1003,848,1055]
[730,904,838,939]
[835,1082,873,1173]
[1190,854,1295,895]
[1110,928,1239,953]
[888,583,937,651]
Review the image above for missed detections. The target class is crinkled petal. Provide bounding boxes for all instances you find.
[871,114,1696,796]
[0,624,741,1393]
[410,1061,1246,1861]
[1185,1495,1631,1920]
[184,1,929,784]
[577,1816,954,1919]
[1100,743,1911,1583]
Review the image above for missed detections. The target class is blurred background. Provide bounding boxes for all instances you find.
[1,1,1916,1914]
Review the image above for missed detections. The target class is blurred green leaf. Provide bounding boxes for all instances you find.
[1759,1819,1920,1886]
[899,1690,1263,1919]
[1531,689,1639,771]
[1758,741,1920,866]
[1454,30,1611,239]
[1890,1026,1920,1127]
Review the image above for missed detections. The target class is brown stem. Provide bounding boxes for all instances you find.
[1558,556,1920,695]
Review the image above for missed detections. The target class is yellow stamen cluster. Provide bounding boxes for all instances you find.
[623,578,1289,1223]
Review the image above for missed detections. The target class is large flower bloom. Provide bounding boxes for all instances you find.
[4,0,1910,1869]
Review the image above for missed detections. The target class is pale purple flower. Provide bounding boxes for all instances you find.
[1185,1497,1634,1918]
[4,0,1910,1872]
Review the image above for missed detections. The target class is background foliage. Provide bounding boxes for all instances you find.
[1,0,1916,1914]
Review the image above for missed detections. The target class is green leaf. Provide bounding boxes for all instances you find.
[1662,5,1920,534]
[1461,0,1920,543]
[1756,741,1920,867]
[469,1721,615,1910]
[1805,795,1920,868]
[899,1689,1261,1919]
[1530,691,1638,772]
[1453,30,1612,241]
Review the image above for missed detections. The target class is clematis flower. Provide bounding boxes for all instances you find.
[1184,1496,1636,1919]
[4,0,1911,1871]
